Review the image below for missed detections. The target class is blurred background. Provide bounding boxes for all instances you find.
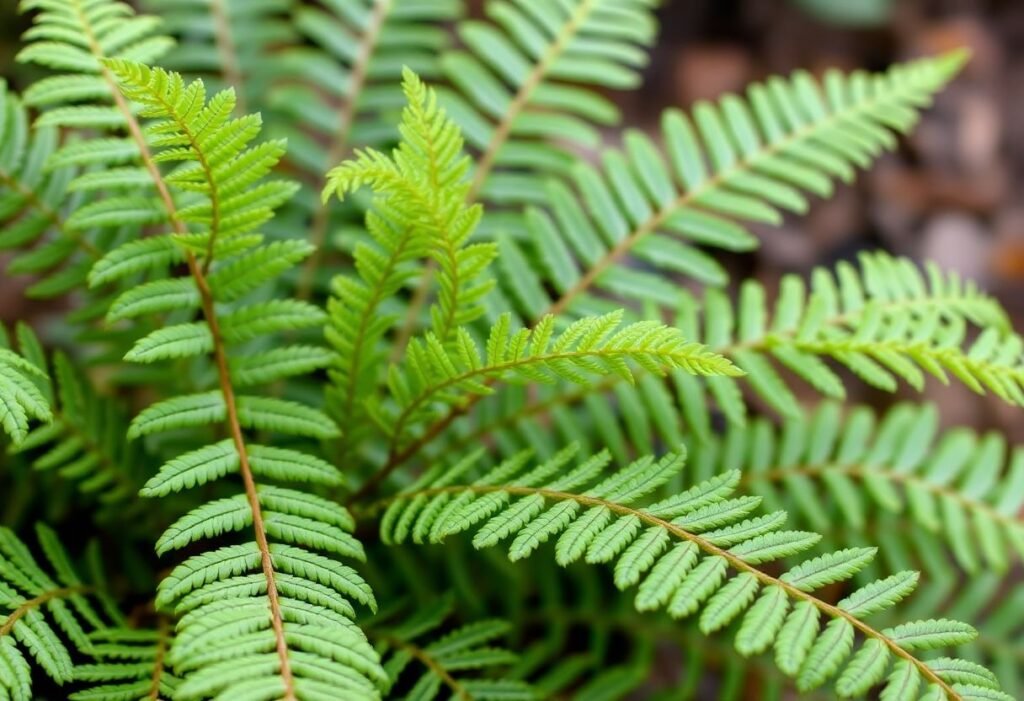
[1,0,1022,438]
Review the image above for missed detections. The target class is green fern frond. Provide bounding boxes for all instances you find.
[440,0,659,206]
[373,605,533,700]
[70,625,179,701]
[0,524,109,700]
[379,446,1011,700]
[97,60,386,699]
[325,68,496,346]
[494,51,967,321]
[382,310,739,453]
[0,325,52,445]
[689,401,1024,574]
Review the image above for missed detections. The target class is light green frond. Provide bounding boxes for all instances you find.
[379,448,1010,701]
[382,311,739,452]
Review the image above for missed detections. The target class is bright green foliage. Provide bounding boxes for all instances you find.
[0,525,108,700]
[381,446,1011,700]
[325,69,496,347]
[383,310,739,451]
[0,325,51,445]
[689,401,1024,574]
[1,1,1021,700]
[374,605,533,700]
[71,627,179,701]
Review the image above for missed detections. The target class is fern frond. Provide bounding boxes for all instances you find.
[687,401,1024,574]
[70,625,179,701]
[0,524,109,699]
[0,325,52,445]
[373,605,533,700]
[380,446,1011,700]
[383,310,739,453]
[494,51,967,321]
[325,68,496,346]
[441,0,659,204]
[98,60,386,699]
[139,0,294,115]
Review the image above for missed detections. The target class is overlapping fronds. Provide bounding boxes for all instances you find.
[11,351,142,511]
[324,68,496,454]
[70,625,179,701]
[0,524,108,700]
[429,252,1021,461]
[0,325,51,445]
[440,0,659,207]
[381,445,1011,700]
[373,605,533,700]
[139,0,294,115]
[383,310,740,453]
[273,0,463,176]
[12,0,172,314]
[95,60,386,699]
[687,401,1024,574]
[495,51,968,321]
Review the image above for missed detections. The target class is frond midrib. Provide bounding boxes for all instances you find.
[381,482,961,698]
[0,585,91,637]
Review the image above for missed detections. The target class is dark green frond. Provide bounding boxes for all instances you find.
[0,524,110,700]
[70,625,179,701]
[0,324,52,445]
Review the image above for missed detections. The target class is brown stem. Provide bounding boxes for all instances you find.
[381,484,961,699]
[148,617,171,701]
[378,635,471,700]
[97,34,295,699]
[0,586,90,637]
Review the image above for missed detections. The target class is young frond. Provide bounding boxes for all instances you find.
[494,51,968,321]
[383,310,740,451]
[0,524,109,700]
[379,445,1012,701]
[374,605,533,700]
[96,61,386,699]
[70,625,179,701]
[0,324,52,445]
[325,68,496,346]
[689,401,1024,574]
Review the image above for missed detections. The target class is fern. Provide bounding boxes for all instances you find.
[1,4,1021,700]
[380,446,1012,700]
[92,60,385,699]
[496,51,967,322]
[0,524,109,699]
[688,401,1024,574]
[372,604,533,700]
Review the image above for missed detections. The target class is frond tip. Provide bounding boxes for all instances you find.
[381,446,1011,700]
